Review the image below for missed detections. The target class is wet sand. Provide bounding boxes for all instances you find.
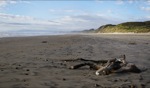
[0,34,150,88]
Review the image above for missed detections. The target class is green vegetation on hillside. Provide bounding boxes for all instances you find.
[96,21,150,33]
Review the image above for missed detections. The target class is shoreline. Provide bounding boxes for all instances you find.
[1,32,150,39]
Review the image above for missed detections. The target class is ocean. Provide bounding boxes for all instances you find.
[0,31,72,38]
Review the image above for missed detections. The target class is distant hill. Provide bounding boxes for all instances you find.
[82,28,95,33]
[94,21,150,33]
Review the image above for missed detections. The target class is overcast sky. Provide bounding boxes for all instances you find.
[0,0,150,32]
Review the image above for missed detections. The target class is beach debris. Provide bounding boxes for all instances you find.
[25,73,29,75]
[128,42,137,45]
[41,41,47,43]
[64,55,142,75]
[26,69,30,71]
[62,78,66,81]
[15,67,19,69]
[94,84,100,87]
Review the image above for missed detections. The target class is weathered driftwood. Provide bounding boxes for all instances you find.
[62,57,116,64]
[114,63,141,73]
[66,55,141,75]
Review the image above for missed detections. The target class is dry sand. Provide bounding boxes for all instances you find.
[0,34,150,88]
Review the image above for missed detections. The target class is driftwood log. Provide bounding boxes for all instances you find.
[62,55,141,75]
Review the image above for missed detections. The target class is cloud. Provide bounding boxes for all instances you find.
[127,0,140,4]
[56,16,88,23]
[0,12,123,32]
[147,1,150,5]
[95,0,103,3]
[116,0,124,5]
[116,0,139,5]
[49,9,86,16]
[0,13,63,32]
[49,9,57,12]
[141,6,150,12]
[0,13,61,25]
[0,1,11,10]
[49,9,76,13]
[0,0,30,9]
[0,1,17,8]
[54,15,121,30]
[147,16,150,19]
[0,1,7,7]
[128,0,134,4]
[140,1,150,13]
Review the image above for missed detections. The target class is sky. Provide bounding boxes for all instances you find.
[0,0,150,33]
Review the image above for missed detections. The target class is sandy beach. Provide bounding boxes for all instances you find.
[0,34,150,88]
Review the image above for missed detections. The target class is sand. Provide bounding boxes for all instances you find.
[0,33,150,88]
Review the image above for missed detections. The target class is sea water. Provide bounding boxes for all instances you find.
[0,31,72,38]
